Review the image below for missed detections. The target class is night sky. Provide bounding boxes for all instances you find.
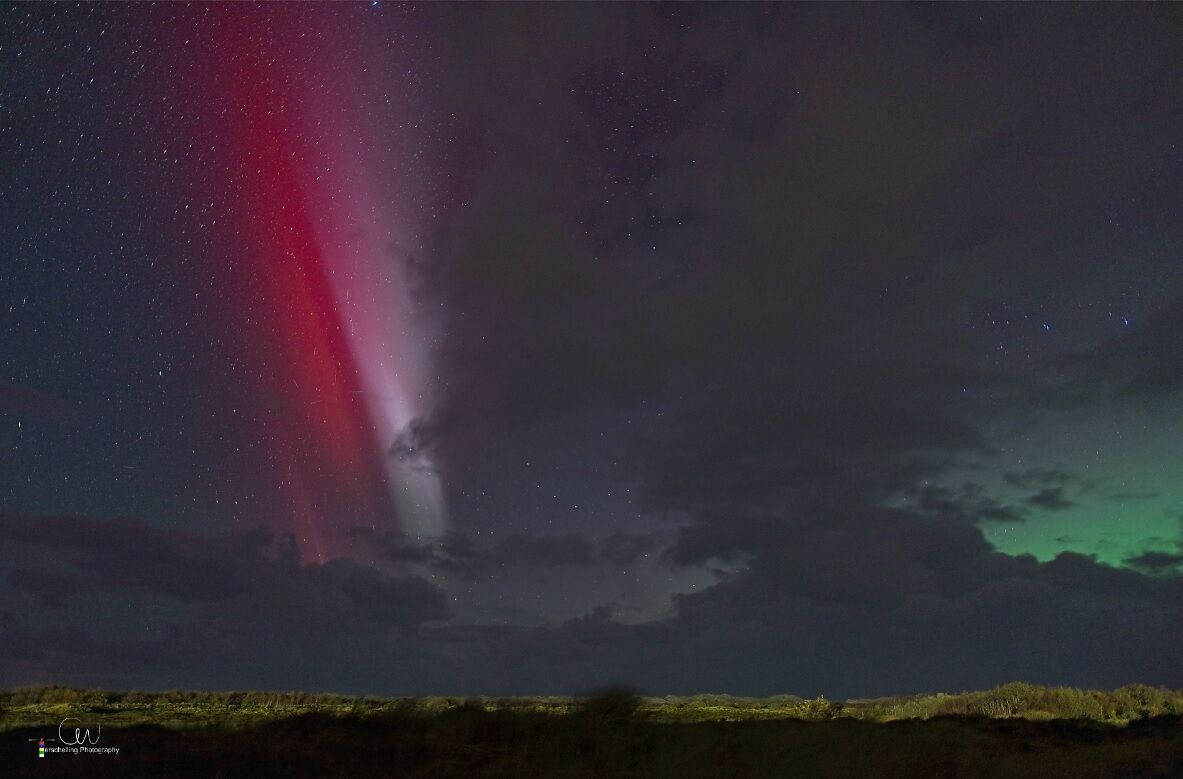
[3,3,1183,698]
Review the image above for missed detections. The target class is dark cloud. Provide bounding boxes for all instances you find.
[599,533,660,566]
[4,568,86,609]
[1027,299,1183,410]
[1003,469,1073,490]
[416,5,1182,550]
[0,512,251,603]
[591,504,1183,696]
[387,4,1183,695]
[0,621,98,665]
[351,526,658,573]
[494,534,595,567]
[304,559,449,628]
[912,483,1026,524]
[1124,551,1183,576]
[347,526,439,565]
[1108,491,1160,502]
[2,507,1183,698]
[0,512,449,644]
[1025,487,1076,512]
[1099,302,1183,401]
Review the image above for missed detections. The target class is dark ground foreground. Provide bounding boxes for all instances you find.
[4,707,1183,778]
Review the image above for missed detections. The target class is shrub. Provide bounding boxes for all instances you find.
[575,688,643,726]
[796,696,843,720]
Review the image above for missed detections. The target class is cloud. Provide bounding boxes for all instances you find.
[304,559,449,627]
[0,512,253,603]
[1107,491,1160,502]
[599,533,659,565]
[347,526,439,565]
[4,568,86,609]
[635,510,1183,696]
[494,534,595,566]
[911,483,1026,524]
[1003,469,1073,490]
[351,526,659,573]
[0,511,442,690]
[364,4,1183,696]
[2,507,1183,698]
[1025,487,1076,511]
[1028,299,1183,409]
[1108,303,1183,400]
[1124,551,1183,576]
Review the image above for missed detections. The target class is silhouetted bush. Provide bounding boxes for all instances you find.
[575,688,643,726]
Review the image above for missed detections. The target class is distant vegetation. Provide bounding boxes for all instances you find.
[4,685,1183,777]
[2,681,1182,728]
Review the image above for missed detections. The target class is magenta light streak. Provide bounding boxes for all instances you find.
[289,24,448,540]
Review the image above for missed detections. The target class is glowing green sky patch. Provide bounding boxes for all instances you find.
[984,492,1181,566]
[977,404,1183,567]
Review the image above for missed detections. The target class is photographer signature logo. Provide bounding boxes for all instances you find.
[29,719,120,757]
[59,718,101,746]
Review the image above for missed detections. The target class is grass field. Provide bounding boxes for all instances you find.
[3,684,1182,777]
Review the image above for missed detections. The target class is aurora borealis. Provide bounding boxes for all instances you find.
[3,3,1183,697]
[185,8,448,560]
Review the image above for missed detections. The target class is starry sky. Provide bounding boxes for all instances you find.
[3,3,1183,698]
